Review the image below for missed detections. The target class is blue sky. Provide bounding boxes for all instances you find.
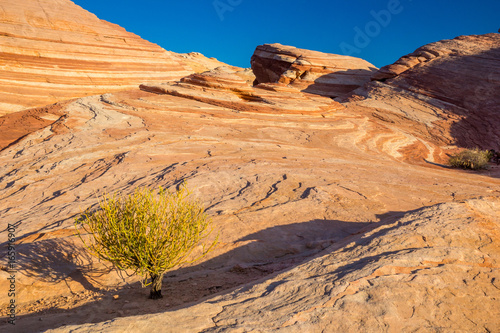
[72,0,500,69]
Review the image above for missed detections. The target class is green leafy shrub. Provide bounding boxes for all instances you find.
[448,148,491,170]
[75,184,218,299]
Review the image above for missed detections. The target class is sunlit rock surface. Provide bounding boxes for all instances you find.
[368,33,500,151]
[0,1,499,331]
[0,0,224,115]
[47,198,500,332]
[251,43,377,98]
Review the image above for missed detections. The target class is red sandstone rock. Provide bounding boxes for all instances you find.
[251,43,377,98]
[0,1,499,331]
[0,0,224,115]
[140,66,343,114]
[362,33,500,151]
[2,35,500,330]
[0,100,72,150]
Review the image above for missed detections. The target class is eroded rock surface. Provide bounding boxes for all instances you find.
[140,66,344,114]
[0,2,499,331]
[251,43,377,98]
[365,33,500,150]
[0,0,224,115]
[46,197,500,333]
[0,61,499,331]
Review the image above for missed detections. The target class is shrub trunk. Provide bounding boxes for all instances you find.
[149,273,164,299]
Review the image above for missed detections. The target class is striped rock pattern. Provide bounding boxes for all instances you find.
[1,42,500,330]
[0,0,499,330]
[368,33,500,151]
[251,43,377,98]
[0,0,224,116]
[140,66,345,114]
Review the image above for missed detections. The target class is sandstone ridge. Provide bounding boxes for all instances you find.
[0,0,226,116]
[139,66,344,114]
[363,33,500,150]
[251,43,377,98]
[0,2,499,332]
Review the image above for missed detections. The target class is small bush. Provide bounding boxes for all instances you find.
[449,148,491,170]
[75,184,217,299]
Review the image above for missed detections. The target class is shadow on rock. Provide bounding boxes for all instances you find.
[6,213,413,332]
[4,218,373,331]
[15,238,111,292]
[301,68,377,99]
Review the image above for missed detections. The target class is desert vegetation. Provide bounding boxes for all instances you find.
[448,148,492,170]
[75,184,218,299]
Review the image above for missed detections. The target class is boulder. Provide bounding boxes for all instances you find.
[251,43,377,98]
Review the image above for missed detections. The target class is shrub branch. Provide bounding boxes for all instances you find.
[75,183,218,299]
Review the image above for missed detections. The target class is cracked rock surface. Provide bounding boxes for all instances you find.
[0,2,499,331]
[47,198,500,332]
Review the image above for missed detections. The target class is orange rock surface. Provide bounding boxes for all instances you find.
[251,43,377,98]
[0,0,225,116]
[47,198,500,333]
[368,33,500,151]
[0,1,499,331]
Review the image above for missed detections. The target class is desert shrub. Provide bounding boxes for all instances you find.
[75,184,217,299]
[448,148,491,170]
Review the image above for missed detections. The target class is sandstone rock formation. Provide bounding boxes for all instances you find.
[0,1,499,331]
[251,43,377,98]
[1,47,499,331]
[46,197,500,332]
[0,0,225,116]
[366,33,500,150]
[139,66,344,114]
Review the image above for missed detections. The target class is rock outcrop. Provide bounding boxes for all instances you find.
[140,66,344,114]
[251,43,377,98]
[1,83,499,331]
[46,197,500,332]
[365,33,500,150]
[0,0,225,115]
[1,44,500,331]
[0,1,499,331]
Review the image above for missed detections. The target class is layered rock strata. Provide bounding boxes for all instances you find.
[140,66,344,114]
[365,33,500,150]
[0,0,225,115]
[47,197,500,332]
[0,1,499,330]
[251,43,377,98]
[1,40,500,330]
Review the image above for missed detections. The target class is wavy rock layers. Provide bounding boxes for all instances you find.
[1,55,500,331]
[140,66,344,114]
[47,197,500,333]
[0,0,204,115]
[139,67,456,164]
[251,43,377,98]
[366,33,500,150]
[0,4,499,329]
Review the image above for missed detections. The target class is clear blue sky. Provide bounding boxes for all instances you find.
[72,0,500,69]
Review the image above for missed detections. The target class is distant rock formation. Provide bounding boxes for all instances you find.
[251,43,377,98]
[361,33,500,150]
[0,1,499,331]
[140,66,344,114]
[0,0,225,115]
